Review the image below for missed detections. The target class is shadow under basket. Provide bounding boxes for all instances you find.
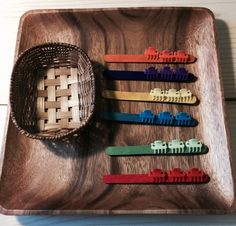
[10,43,95,140]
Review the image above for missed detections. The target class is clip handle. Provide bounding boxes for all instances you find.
[103,168,209,184]
[102,89,197,104]
[104,47,197,63]
[103,67,195,82]
[106,139,208,156]
[101,110,197,127]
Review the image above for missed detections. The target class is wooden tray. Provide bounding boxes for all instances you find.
[0,7,234,215]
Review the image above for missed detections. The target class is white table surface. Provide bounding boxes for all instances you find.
[0,0,236,225]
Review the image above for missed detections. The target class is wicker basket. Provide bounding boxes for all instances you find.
[10,43,95,140]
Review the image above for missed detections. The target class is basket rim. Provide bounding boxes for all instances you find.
[10,42,95,140]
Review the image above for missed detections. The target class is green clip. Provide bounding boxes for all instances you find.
[185,138,207,153]
[150,140,168,154]
[168,139,185,154]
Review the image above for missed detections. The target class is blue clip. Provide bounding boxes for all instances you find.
[175,112,194,126]
[144,67,159,80]
[157,111,174,125]
[139,110,155,124]
[175,68,189,81]
[158,67,174,80]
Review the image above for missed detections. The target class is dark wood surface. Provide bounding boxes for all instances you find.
[0,7,234,214]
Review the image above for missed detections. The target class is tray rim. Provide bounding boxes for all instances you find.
[0,6,235,215]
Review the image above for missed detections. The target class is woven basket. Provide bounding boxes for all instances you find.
[10,43,95,140]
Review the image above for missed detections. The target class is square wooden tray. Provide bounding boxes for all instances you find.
[0,7,234,214]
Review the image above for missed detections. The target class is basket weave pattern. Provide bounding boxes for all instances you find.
[10,43,95,139]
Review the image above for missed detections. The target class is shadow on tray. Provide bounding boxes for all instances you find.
[216,19,236,99]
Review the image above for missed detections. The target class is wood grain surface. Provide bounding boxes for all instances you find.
[0,7,234,215]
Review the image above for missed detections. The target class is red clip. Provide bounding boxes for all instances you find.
[148,168,167,183]
[103,168,209,184]
[185,168,209,183]
[104,47,196,63]
[166,168,185,183]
